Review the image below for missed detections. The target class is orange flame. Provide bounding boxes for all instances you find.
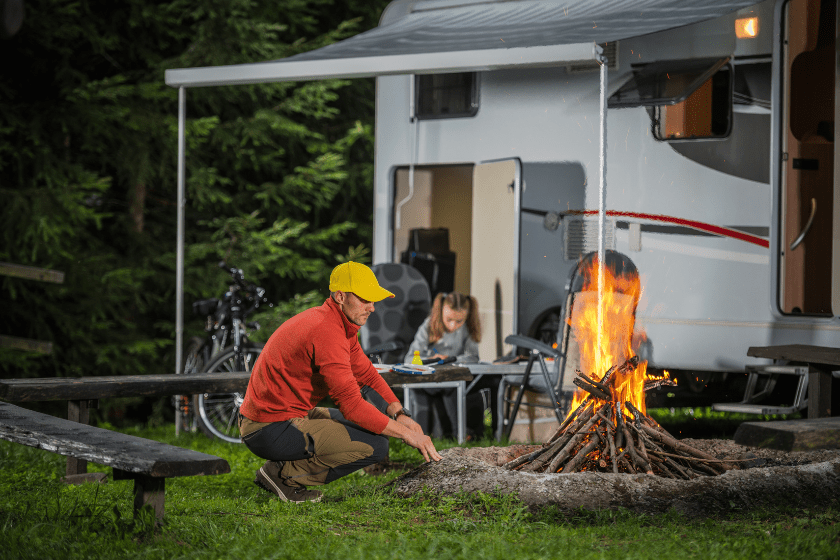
[566,257,647,417]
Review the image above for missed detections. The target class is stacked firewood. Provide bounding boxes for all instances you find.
[503,357,736,478]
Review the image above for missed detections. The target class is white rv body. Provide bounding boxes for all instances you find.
[372,0,840,374]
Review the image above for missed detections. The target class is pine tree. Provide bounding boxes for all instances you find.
[0,0,390,385]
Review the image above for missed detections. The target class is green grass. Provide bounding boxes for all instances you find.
[0,423,837,560]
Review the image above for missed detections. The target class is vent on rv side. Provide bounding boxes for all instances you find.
[608,57,733,141]
[564,217,616,261]
[567,42,618,74]
[414,72,479,120]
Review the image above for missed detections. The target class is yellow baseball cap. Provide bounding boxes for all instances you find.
[329,262,395,302]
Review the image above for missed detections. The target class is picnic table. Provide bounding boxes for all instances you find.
[380,364,473,443]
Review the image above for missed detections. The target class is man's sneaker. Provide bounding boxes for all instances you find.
[254,461,322,503]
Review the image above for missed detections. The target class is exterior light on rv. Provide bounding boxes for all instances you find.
[735,17,759,39]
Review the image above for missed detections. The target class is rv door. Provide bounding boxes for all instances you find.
[471,158,522,360]
[780,0,836,315]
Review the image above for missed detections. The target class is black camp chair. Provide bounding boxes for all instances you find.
[359,262,432,364]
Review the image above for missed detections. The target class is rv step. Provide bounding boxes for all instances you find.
[711,365,809,416]
[745,365,809,376]
[711,403,800,415]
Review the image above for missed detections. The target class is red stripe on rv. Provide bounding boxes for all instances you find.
[580,210,770,248]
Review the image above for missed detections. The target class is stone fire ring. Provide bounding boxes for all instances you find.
[388,441,840,517]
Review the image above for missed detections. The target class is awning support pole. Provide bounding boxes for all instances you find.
[175,87,186,436]
[597,53,608,350]
[395,75,417,232]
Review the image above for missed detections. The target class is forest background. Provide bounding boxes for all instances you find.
[1,0,392,421]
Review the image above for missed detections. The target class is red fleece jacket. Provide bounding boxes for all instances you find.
[240,297,398,434]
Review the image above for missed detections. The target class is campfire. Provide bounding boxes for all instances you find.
[504,256,736,478]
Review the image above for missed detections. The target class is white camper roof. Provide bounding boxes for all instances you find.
[165,0,759,87]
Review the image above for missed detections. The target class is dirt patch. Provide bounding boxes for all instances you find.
[366,445,540,476]
[363,459,417,476]
[388,442,840,516]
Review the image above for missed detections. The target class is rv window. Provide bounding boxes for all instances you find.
[415,73,479,120]
[651,65,732,140]
[608,57,732,141]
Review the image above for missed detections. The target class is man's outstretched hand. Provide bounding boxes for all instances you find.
[382,414,442,462]
[400,426,442,462]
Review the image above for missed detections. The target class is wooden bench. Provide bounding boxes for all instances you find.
[0,372,250,478]
[0,402,229,519]
[0,372,250,518]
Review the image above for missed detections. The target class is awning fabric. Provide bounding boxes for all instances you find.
[165,0,759,88]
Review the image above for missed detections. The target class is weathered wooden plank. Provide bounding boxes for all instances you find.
[0,262,65,283]
[747,345,840,367]
[0,335,53,354]
[734,417,840,451]
[380,365,472,387]
[0,402,230,478]
[0,372,251,402]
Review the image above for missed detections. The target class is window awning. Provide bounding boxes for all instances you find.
[608,56,731,108]
[165,0,759,88]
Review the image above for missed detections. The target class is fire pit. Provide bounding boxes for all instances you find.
[504,254,723,478]
[388,256,840,516]
[388,443,840,516]
[503,356,732,478]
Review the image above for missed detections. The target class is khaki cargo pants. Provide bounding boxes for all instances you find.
[239,386,390,487]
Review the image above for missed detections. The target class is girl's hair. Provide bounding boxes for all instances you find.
[427,292,482,344]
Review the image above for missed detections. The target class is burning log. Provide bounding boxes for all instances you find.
[643,377,678,392]
[502,358,738,479]
[573,375,611,401]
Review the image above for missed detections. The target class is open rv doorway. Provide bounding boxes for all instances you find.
[392,164,475,297]
[391,159,521,361]
[780,0,836,315]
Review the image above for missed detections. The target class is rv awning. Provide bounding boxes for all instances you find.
[165,0,759,88]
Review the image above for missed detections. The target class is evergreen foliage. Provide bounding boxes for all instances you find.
[1,0,389,383]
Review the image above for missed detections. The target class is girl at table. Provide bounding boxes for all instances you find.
[405,292,481,365]
[403,292,489,439]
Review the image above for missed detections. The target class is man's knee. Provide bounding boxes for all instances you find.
[371,434,389,462]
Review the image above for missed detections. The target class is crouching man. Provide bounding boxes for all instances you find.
[239,261,442,503]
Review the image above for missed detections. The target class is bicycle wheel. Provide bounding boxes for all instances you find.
[183,336,206,374]
[194,345,262,443]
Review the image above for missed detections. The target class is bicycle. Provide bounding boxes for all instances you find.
[177,262,271,443]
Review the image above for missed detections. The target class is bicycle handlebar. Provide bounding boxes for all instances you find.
[217,261,271,320]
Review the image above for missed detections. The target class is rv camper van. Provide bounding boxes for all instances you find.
[372,0,839,400]
[166,0,839,407]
